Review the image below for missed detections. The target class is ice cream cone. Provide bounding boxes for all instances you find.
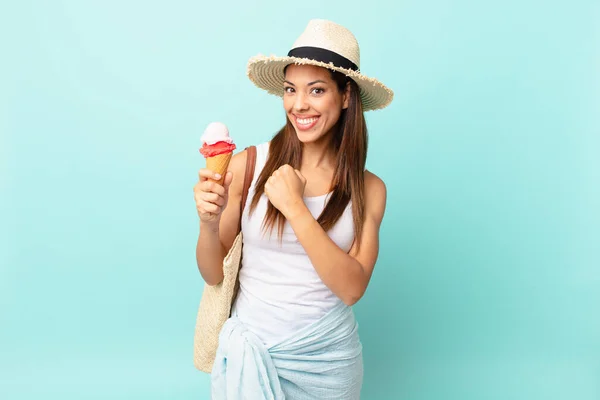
[206,152,232,185]
[200,122,236,185]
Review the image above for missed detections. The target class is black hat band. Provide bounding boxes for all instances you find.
[287,46,359,72]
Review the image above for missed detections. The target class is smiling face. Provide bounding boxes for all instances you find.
[283,64,350,145]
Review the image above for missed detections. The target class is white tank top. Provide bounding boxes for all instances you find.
[231,142,355,347]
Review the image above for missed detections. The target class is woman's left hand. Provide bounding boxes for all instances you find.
[264,164,307,218]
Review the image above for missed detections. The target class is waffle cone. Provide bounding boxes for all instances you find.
[206,152,233,185]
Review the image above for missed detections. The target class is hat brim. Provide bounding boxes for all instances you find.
[246,55,394,111]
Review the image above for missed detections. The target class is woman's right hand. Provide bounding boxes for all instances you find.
[194,169,234,225]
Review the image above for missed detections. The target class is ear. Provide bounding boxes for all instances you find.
[342,81,351,110]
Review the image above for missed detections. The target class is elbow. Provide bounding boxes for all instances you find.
[341,266,368,306]
[341,288,365,307]
[199,268,224,287]
[204,277,223,287]
[342,296,360,307]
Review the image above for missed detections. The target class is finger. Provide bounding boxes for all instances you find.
[198,201,220,214]
[198,168,221,181]
[201,180,225,196]
[197,204,212,215]
[201,191,224,207]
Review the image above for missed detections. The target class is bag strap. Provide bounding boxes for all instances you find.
[238,146,256,233]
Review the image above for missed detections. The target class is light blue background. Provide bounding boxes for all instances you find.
[2,1,599,399]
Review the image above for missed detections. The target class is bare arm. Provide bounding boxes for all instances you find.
[194,149,248,285]
[285,171,387,305]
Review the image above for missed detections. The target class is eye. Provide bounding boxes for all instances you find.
[311,87,325,95]
[284,86,295,93]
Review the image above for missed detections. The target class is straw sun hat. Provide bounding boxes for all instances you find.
[246,19,394,111]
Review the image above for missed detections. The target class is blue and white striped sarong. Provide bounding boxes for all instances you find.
[210,301,363,399]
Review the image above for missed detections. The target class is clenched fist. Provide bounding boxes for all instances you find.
[193,169,233,225]
[264,164,307,218]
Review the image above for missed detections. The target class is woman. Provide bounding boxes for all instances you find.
[194,19,393,399]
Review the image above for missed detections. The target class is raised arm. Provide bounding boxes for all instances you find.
[194,149,248,285]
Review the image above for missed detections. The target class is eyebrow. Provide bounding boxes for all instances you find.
[283,80,327,86]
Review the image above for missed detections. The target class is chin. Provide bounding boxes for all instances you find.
[294,127,325,144]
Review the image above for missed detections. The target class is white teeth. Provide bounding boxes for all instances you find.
[297,117,318,125]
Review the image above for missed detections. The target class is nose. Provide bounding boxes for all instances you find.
[293,91,309,112]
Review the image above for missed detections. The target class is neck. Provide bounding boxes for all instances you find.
[300,137,335,170]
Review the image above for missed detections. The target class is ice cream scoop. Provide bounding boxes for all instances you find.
[200,122,235,146]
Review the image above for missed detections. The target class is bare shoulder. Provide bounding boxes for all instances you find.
[229,148,248,172]
[365,170,386,192]
[364,170,387,221]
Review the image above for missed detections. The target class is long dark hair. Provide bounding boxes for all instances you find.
[249,68,368,249]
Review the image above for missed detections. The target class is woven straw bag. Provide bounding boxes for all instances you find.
[193,146,257,373]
